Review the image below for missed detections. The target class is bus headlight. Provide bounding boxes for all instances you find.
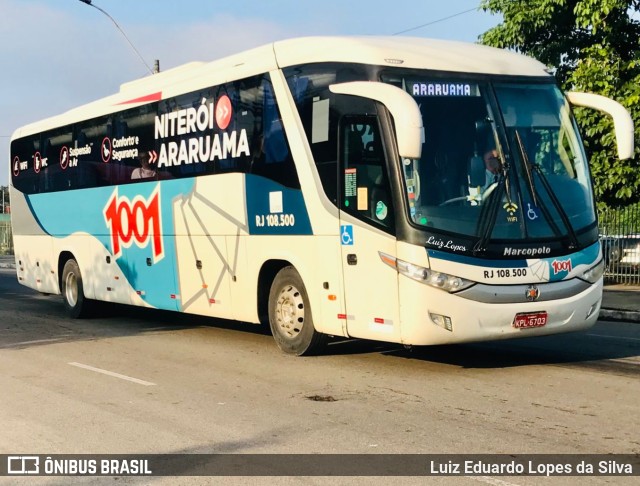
[379,252,475,292]
[579,259,604,284]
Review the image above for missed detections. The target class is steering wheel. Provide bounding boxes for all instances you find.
[439,196,469,207]
[482,182,499,200]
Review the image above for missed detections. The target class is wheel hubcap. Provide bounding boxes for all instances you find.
[275,284,304,339]
[65,271,78,307]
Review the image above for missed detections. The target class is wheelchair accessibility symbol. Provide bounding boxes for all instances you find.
[341,225,354,245]
[527,203,539,221]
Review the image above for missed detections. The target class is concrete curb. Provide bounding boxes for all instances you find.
[599,309,640,323]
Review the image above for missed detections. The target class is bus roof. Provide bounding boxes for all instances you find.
[120,36,552,97]
[13,36,550,138]
[274,36,549,76]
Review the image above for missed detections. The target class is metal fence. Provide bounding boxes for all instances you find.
[0,218,13,255]
[598,204,640,285]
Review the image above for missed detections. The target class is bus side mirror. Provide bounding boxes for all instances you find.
[566,92,635,160]
[468,154,485,187]
[329,81,424,159]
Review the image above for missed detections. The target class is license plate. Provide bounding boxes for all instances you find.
[512,311,547,329]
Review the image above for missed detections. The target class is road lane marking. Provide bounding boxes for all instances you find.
[587,333,640,342]
[470,476,522,486]
[68,362,156,386]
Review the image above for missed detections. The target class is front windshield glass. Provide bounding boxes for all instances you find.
[493,83,595,238]
[389,75,595,242]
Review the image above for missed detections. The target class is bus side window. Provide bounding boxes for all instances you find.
[249,76,301,189]
[286,72,338,204]
[339,116,394,232]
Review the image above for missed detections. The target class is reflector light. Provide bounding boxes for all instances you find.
[429,312,453,332]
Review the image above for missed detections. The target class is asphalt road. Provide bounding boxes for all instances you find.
[1,268,639,485]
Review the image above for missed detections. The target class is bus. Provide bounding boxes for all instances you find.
[9,36,634,355]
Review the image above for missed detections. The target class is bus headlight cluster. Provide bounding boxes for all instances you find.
[379,252,474,292]
[579,259,604,284]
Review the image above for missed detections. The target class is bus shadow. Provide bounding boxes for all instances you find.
[3,268,639,374]
[0,275,272,351]
[325,330,640,373]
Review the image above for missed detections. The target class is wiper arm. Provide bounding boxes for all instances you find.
[514,130,579,250]
[473,174,505,255]
[515,131,538,208]
[531,163,579,250]
[473,149,516,255]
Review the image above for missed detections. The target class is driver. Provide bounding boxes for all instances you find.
[482,149,501,193]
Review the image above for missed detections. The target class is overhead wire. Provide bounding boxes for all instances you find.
[392,6,479,35]
[392,0,535,36]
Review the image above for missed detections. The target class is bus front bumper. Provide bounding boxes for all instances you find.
[399,278,603,346]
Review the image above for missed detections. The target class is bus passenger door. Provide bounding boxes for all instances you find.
[338,116,401,342]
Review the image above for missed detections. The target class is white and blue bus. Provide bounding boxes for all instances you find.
[9,37,634,355]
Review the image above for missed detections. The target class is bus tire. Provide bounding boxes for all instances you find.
[61,258,92,318]
[268,266,327,356]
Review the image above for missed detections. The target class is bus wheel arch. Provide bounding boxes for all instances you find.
[59,253,93,318]
[257,260,290,327]
[266,264,327,356]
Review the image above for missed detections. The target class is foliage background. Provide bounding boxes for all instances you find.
[480,0,640,208]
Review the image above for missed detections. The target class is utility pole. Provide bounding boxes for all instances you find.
[78,0,159,74]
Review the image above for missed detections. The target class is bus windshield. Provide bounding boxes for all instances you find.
[391,76,595,244]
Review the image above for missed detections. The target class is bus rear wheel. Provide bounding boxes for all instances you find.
[268,266,327,356]
[61,258,92,318]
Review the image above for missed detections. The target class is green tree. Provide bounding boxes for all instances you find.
[479,0,640,207]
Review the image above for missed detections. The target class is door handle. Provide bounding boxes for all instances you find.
[346,254,358,265]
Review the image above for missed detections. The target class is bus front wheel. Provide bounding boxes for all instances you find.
[268,266,327,356]
[61,258,92,318]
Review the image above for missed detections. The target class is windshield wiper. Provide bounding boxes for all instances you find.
[473,156,513,255]
[473,176,504,255]
[514,132,538,208]
[514,130,579,250]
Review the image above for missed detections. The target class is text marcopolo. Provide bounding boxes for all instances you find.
[503,246,552,257]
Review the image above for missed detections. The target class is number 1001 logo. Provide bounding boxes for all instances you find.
[103,186,164,263]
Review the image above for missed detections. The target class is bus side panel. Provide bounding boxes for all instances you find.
[9,187,49,238]
[53,233,134,305]
[10,188,57,294]
[241,234,347,337]
[13,234,56,294]
[229,235,254,323]
[241,171,347,337]
[172,174,247,320]
[336,216,402,343]
[310,235,347,337]
[19,180,195,311]
[269,69,348,336]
